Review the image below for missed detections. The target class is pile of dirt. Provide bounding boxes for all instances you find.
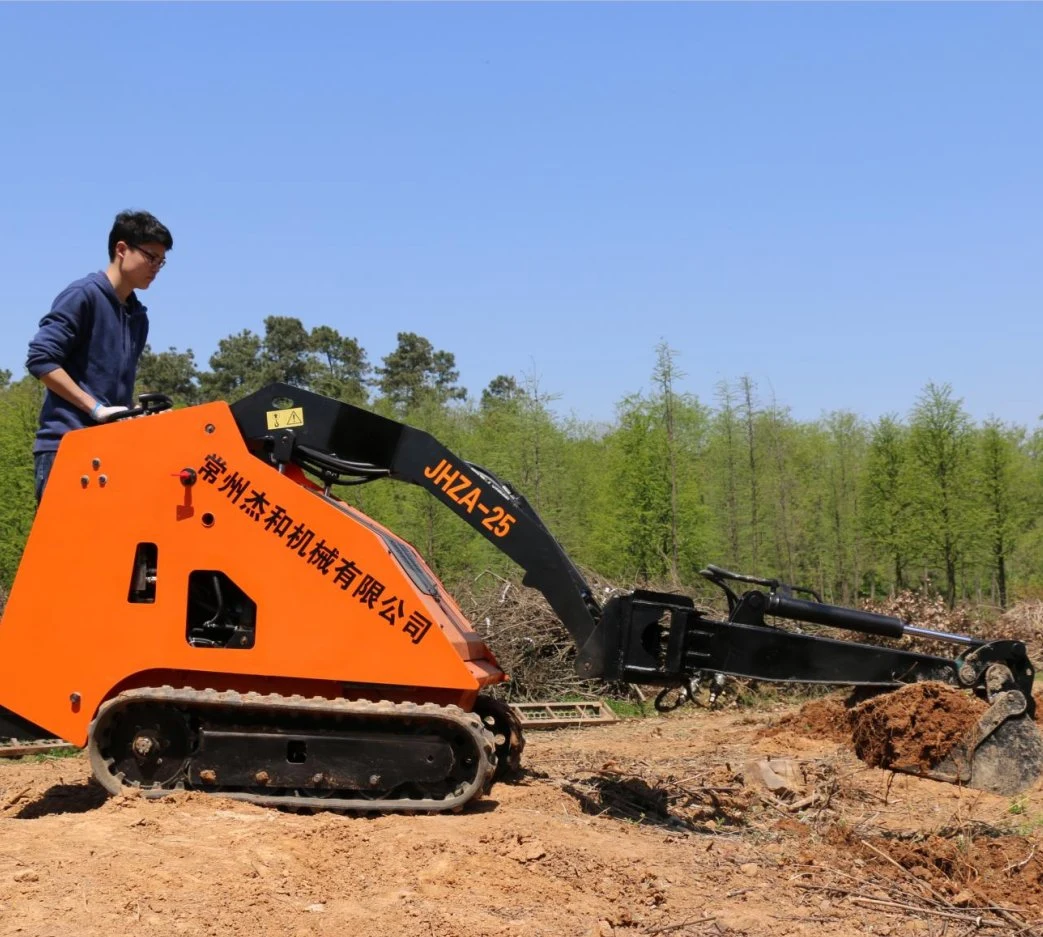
[760,683,995,778]
[850,682,987,773]
[852,831,1043,916]
[758,696,854,744]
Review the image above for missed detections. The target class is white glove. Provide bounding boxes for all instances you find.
[91,404,130,423]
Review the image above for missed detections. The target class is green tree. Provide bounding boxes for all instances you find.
[652,342,683,582]
[308,325,369,404]
[135,345,201,406]
[594,362,710,585]
[740,376,761,568]
[977,420,1030,608]
[0,377,42,588]
[1015,423,1043,592]
[707,381,743,566]
[259,316,312,387]
[907,383,978,606]
[761,397,800,585]
[481,375,524,409]
[821,411,867,602]
[861,415,911,594]
[376,333,466,411]
[604,394,674,580]
[781,420,830,593]
[472,371,578,553]
[199,318,369,404]
[199,329,263,401]
[514,373,562,513]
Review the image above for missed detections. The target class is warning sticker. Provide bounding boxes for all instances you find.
[266,407,305,430]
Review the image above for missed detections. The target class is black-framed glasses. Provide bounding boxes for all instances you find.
[131,244,167,269]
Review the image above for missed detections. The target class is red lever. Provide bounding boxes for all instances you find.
[172,468,197,486]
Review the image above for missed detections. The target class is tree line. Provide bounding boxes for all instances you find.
[1,317,1041,610]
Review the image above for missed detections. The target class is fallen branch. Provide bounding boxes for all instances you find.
[847,895,1008,928]
[1003,845,1037,875]
[643,917,716,935]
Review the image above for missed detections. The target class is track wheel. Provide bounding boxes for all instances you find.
[474,696,525,781]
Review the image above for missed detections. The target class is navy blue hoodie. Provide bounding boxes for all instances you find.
[26,272,149,454]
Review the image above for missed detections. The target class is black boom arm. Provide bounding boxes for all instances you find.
[230,384,603,652]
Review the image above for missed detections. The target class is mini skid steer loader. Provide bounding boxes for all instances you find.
[0,384,1040,810]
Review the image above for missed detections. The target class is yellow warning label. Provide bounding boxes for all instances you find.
[266,407,305,430]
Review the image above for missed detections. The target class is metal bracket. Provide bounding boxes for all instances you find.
[508,701,618,729]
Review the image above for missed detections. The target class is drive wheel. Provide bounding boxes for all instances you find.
[474,696,525,780]
[99,704,194,790]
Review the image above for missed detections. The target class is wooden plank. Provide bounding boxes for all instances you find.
[0,739,72,759]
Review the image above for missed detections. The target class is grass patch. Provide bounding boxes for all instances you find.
[605,698,656,718]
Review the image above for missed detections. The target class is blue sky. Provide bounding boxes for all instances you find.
[1,3,1040,427]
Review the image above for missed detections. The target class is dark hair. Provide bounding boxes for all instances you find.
[108,210,173,260]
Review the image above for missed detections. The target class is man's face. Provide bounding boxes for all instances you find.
[117,240,167,290]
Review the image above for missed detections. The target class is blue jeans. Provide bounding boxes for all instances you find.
[34,451,56,504]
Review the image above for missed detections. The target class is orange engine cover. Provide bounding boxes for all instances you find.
[0,403,505,745]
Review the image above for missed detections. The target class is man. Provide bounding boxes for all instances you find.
[26,210,173,502]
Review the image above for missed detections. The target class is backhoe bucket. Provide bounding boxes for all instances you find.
[852,683,1043,796]
[927,693,1043,796]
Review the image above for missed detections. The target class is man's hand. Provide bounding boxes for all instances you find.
[92,404,130,423]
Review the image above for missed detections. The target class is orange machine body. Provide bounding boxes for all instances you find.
[0,403,505,745]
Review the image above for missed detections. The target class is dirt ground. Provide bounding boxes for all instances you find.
[3,696,1043,937]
